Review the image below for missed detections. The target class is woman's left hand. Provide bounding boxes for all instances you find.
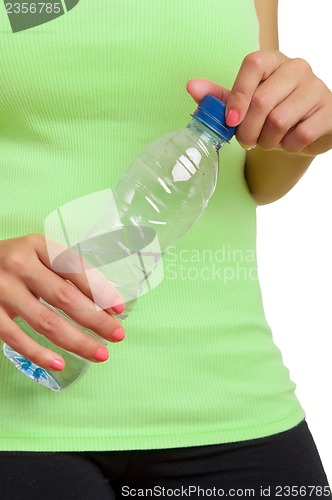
[187,50,332,157]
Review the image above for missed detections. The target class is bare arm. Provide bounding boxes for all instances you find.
[187,1,332,206]
[244,0,322,205]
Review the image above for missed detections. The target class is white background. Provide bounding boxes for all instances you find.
[257,0,332,485]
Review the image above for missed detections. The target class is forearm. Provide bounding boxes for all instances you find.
[244,146,315,205]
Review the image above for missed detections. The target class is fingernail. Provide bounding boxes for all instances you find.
[241,143,257,151]
[111,327,125,343]
[95,346,109,362]
[112,302,126,314]
[50,359,65,371]
[226,108,240,127]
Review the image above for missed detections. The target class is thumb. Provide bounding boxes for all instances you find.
[186,79,230,104]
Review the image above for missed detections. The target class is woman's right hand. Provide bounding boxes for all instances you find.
[0,234,126,372]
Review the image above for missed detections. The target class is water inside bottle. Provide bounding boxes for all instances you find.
[3,226,161,390]
[53,225,161,312]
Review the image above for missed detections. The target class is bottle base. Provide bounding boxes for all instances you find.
[3,344,61,391]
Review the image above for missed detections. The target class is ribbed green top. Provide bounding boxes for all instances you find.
[0,0,305,451]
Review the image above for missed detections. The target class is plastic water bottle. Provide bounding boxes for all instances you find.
[3,95,236,391]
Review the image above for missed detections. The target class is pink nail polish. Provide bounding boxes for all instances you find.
[226,109,240,127]
[50,359,65,371]
[111,327,125,342]
[112,302,126,314]
[95,346,109,362]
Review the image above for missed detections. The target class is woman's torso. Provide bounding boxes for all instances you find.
[0,0,304,451]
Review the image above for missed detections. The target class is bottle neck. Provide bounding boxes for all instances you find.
[187,117,227,153]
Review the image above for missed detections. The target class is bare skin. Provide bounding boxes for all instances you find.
[0,234,125,371]
[1,1,331,372]
[187,0,332,205]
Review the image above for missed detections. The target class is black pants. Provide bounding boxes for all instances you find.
[0,421,330,499]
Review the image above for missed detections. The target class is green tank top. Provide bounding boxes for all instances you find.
[0,0,305,451]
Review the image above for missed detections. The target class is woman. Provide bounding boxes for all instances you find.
[0,0,331,496]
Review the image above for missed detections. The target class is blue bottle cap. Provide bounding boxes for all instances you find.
[193,94,237,142]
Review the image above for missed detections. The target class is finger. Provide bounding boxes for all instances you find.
[226,51,287,127]
[280,106,331,155]
[0,306,66,371]
[257,84,320,151]
[235,60,304,148]
[11,287,112,363]
[35,237,125,314]
[24,262,125,344]
[13,294,109,363]
[186,79,230,104]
